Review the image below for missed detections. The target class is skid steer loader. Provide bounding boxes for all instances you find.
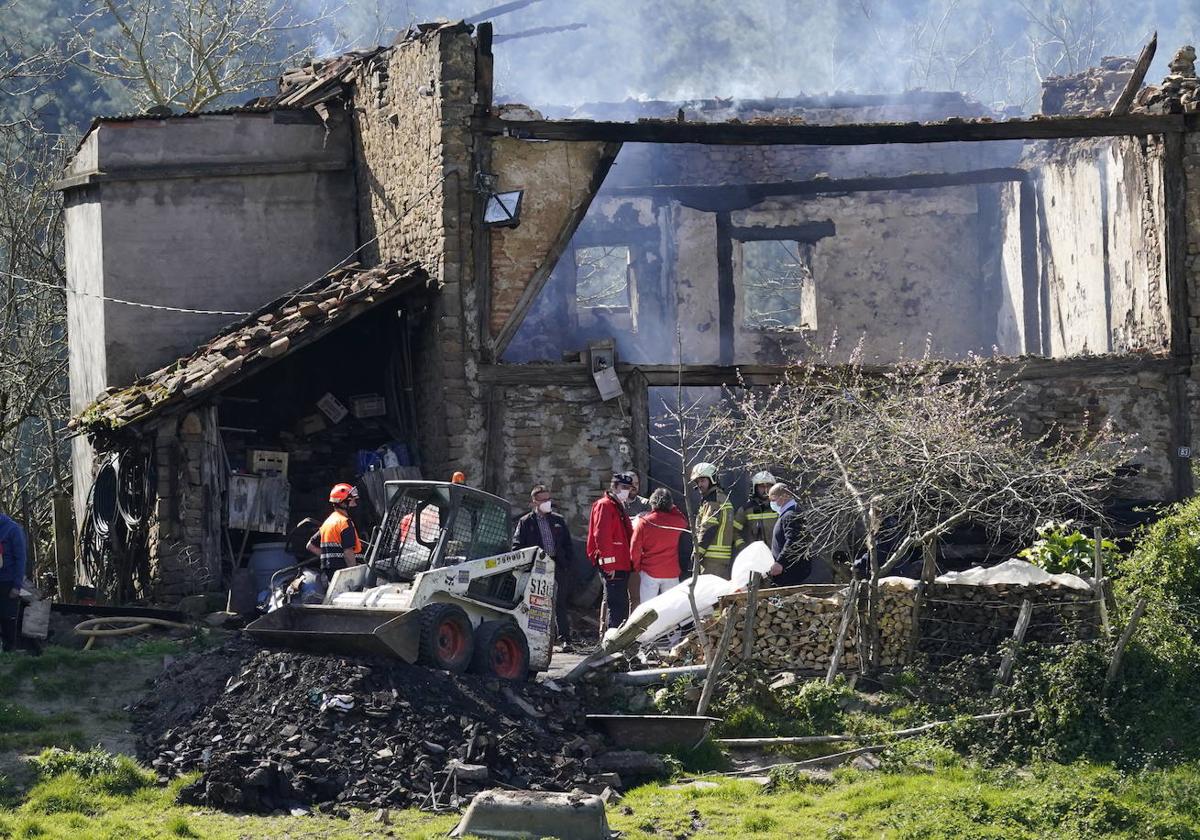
[246,481,556,680]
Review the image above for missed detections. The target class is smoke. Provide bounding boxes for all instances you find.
[312,0,1200,113]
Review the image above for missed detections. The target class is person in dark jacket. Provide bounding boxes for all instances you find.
[0,513,28,652]
[767,483,811,587]
[512,484,577,647]
[586,473,636,630]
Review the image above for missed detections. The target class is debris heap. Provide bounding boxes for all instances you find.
[134,645,620,814]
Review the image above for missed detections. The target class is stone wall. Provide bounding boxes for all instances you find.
[351,25,486,483]
[490,382,633,535]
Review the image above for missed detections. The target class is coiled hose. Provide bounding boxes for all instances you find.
[73,616,195,650]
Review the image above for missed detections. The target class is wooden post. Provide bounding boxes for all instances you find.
[992,599,1034,697]
[1093,527,1110,634]
[741,572,761,661]
[826,579,860,686]
[697,601,740,716]
[20,489,38,579]
[908,541,937,660]
[1105,597,1148,694]
[52,493,75,602]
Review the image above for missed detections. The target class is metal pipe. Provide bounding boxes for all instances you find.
[614,664,709,686]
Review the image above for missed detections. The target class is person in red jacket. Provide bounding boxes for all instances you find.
[631,488,691,604]
[587,472,635,630]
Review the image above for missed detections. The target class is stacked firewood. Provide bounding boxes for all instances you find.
[663,581,916,672]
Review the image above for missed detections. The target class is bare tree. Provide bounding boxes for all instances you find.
[0,121,72,564]
[73,0,334,112]
[681,339,1130,670]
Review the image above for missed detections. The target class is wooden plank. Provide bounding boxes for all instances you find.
[1094,527,1110,635]
[696,601,740,716]
[1104,596,1148,694]
[474,113,1185,146]
[606,168,1030,207]
[992,599,1033,697]
[1110,33,1157,116]
[741,572,762,660]
[628,370,650,489]
[473,22,496,362]
[715,211,735,366]
[826,579,860,685]
[491,141,622,359]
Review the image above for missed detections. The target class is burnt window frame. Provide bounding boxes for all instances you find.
[728,221,834,335]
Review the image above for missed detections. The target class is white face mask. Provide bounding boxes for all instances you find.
[616,489,630,502]
[537,500,552,513]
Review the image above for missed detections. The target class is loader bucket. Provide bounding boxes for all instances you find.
[245,606,421,662]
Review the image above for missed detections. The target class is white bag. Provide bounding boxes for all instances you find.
[21,598,50,639]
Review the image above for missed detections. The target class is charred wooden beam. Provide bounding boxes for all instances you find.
[476,354,1185,389]
[1110,34,1157,117]
[604,168,1030,208]
[474,113,1185,146]
[728,221,836,242]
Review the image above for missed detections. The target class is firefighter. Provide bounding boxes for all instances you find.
[307,483,363,577]
[690,463,735,579]
[734,470,779,553]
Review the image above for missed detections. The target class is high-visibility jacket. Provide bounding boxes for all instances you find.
[734,496,778,552]
[318,509,361,572]
[586,492,634,573]
[695,487,735,579]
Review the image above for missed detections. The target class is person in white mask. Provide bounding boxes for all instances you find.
[586,472,636,631]
[512,484,577,649]
[767,482,812,586]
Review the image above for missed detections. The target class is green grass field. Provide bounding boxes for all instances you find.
[5,641,1200,839]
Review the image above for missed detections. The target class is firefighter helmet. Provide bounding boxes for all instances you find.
[751,470,776,486]
[329,483,358,504]
[690,462,719,482]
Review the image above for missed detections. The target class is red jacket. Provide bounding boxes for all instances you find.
[586,492,634,573]
[631,507,689,579]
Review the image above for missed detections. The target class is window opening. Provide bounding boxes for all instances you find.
[575,245,632,310]
[737,239,818,331]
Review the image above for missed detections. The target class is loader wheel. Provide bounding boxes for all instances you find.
[418,603,474,673]
[471,620,530,681]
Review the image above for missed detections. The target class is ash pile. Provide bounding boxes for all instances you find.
[133,644,628,814]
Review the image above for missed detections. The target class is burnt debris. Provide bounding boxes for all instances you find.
[132,643,647,814]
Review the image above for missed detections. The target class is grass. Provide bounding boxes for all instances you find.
[0,639,201,698]
[0,703,84,754]
[1,749,1199,838]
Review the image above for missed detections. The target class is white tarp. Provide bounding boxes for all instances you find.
[935,558,1092,591]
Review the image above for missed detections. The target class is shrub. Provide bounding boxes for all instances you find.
[30,748,153,797]
[1018,520,1118,576]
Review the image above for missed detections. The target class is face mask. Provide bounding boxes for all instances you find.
[616,489,630,502]
[770,501,783,514]
[538,500,552,513]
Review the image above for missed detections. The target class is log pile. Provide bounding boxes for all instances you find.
[918,581,1100,661]
[663,582,916,672]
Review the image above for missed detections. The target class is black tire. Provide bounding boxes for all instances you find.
[470,620,530,681]
[417,603,474,673]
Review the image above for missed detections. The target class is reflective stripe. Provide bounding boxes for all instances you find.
[746,513,776,520]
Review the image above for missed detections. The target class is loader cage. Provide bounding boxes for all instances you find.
[369,481,513,581]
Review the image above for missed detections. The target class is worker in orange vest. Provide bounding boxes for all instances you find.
[307,483,363,576]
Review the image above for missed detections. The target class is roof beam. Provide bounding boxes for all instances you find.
[474,113,1185,146]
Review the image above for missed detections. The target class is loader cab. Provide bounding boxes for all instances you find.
[370,481,512,582]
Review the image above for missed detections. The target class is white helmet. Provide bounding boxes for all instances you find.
[751,471,776,486]
[690,462,719,482]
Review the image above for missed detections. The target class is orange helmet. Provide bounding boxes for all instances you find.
[329,483,358,504]
[451,471,467,484]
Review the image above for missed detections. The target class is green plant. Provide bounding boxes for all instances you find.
[1018,520,1117,576]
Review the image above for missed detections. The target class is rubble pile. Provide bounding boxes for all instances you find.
[1136,46,1200,113]
[1041,56,1136,115]
[134,646,623,814]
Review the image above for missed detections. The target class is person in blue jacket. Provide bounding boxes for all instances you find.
[0,513,28,652]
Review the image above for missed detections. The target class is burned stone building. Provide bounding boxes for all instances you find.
[60,23,1200,600]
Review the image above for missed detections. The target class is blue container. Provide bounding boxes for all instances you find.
[249,542,295,594]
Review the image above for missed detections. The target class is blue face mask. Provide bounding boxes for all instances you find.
[770,501,783,514]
